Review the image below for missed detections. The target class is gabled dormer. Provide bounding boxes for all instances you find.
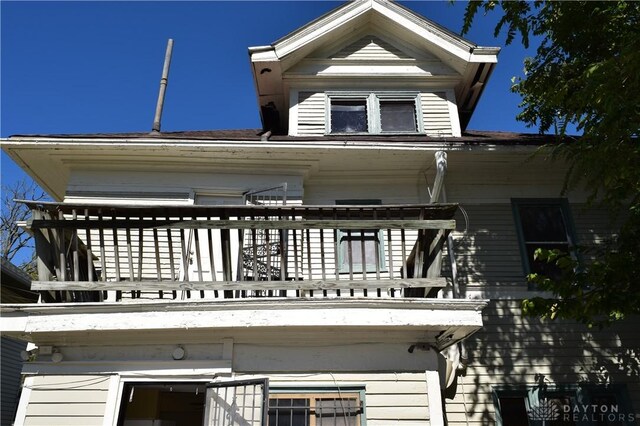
[249,0,499,137]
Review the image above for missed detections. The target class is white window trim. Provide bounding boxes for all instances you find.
[325,91,424,135]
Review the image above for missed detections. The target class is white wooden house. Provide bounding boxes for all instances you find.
[2,1,638,425]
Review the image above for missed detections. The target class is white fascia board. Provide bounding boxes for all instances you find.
[249,48,278,63]
[273,1,371,59]
[1,299,488,335]
[371,1,474,63]
[1,137,541,153]
[469,50,500,64]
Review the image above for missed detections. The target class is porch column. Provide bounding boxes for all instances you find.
[426,369,445,425]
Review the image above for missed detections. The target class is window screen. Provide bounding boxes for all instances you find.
[380,100,417,132]
[330,100,368,133]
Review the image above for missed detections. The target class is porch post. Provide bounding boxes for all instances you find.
[426,369,445,425]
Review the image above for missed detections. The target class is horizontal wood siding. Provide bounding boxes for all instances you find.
[243,372,431,425]
[22,375,111,426]
[333,36,411,60]
[448,204,527,291]
[421,92,452,137]
[447,203,618,293]
[1,337,27,426]
[445,300,640,425]
[297,92,325,136]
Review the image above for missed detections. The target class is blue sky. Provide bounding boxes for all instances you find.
[1,1,537,189]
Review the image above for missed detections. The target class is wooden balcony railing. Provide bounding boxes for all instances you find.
[22,201,457,303]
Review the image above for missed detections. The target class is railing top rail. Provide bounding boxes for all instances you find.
[17,200,458,220]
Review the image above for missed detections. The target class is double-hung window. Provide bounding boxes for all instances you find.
[512,199,576,281]
[328,92,421,134]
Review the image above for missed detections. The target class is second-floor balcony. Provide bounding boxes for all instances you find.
[23,201,458,304]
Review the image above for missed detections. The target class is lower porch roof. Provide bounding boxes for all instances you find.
[1,298,487,350]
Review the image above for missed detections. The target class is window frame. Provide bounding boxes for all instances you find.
[326,91,423,135]
[268,386,366,426]
[511,198,578,286]
[336,199,387,274]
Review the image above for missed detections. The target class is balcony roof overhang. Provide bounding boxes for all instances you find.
[2,133,542,201]
[1,298,487,350]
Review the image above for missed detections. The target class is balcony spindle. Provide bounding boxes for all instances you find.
[194,227,203,282]
[58,210,67,282]
[152,219,162,298]
[137,223,144,282]
[373,208,381,296]
[359,208,368,297]
[72,209,80,282]
[207,217,218,298]
[111,213,122,300]
[165,223,176,299]
[85,209,93,282]
[320,228,327,296]
[125,217,135,298]
[305,226,312,297]
[292,228,300,296]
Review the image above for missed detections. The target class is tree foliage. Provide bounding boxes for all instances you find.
[1,179,46,277]
[462,1,640,326]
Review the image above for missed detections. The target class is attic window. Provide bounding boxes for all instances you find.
[331,100,368,133]
[380,100,417,132]
[328,93,421,134]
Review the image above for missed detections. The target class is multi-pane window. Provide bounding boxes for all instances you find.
[328,93,421,134]
[512,199,575,279]
[268,392,362,426]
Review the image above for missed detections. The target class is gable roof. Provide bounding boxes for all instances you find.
[249,0,499,132]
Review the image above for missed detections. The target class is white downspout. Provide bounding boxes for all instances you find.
[428,151,469,424]
[430,151,448,203]
[426,151,448,280]
[426,151,448,426]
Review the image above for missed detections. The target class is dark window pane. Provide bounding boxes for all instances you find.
[518,205,568,242]
[498,396,529,426]
[268,398,310,426]
[517,203,571,278]
[526,242,569,279]
[316,398,359,426]
[331,100,368,133]
[380,100,417,132]
[591,394,623,425]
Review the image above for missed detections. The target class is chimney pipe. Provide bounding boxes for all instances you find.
[152,39,174,133]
